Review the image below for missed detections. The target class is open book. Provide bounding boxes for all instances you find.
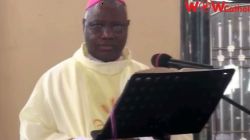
[137,67,211,74]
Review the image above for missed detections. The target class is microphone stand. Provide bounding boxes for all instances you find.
[221,95,250,115]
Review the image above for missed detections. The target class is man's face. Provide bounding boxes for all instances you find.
[83,2,129,62]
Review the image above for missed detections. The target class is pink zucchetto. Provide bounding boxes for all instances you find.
[85,0,126,10]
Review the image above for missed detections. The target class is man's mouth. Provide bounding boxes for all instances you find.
[99,45,114,51]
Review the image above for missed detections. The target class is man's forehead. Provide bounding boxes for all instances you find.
[85,0,126,11]
[84,0,127,20]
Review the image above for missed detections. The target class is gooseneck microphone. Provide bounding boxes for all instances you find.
[151,53,214,69]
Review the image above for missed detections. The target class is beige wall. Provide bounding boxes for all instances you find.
[0,0,180,139]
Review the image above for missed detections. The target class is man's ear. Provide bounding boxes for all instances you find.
[83,18,86,25]
[127,20,130,26]
[82,18,86,31]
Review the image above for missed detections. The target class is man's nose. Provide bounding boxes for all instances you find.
[101,27,114,39]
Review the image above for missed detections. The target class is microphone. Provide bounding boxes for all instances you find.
[151,53,214,69]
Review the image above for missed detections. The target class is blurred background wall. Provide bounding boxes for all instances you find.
[0,0,180,139]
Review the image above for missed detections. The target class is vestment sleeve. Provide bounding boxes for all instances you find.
[19,76,71,140]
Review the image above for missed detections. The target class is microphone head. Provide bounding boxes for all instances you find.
[151,53,172,67]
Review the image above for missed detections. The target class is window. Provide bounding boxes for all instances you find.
[181,0,250,140]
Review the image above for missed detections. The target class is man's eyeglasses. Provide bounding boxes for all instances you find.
[86,21,129,34]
